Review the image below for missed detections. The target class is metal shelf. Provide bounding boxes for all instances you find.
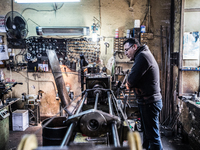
[180,68,200,71]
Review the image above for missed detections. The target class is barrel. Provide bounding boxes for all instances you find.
[42,117,68,146]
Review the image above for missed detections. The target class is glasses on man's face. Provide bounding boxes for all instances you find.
[124,45,133,53]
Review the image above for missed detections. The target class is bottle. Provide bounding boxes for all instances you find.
[140,25,146,33]
[115,29,119,38]
[0,70,4,82]
[126,29,130,38]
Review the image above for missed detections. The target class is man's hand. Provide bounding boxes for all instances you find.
[125,83,130,90]
[125,82,134,91]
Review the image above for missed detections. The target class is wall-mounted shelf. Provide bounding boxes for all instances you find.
[180,67,200,71]
[116,61,133,64]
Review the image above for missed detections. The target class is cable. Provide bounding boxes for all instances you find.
[26,18,40,27]
[17,72,57,95]
[21,3,64,14]
[140,0,149,26]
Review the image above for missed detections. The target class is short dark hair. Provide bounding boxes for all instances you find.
[123,38,141,47]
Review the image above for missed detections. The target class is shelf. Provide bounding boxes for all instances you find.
[116,61,133,64]
[180,68,200,71]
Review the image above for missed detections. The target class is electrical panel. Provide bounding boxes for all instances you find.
[0,108,10,120]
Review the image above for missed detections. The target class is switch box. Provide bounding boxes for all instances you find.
[0,108,10,120]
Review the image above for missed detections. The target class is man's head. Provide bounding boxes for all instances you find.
[123,38,141,61]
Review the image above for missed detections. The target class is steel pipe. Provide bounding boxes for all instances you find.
[94,93,99,110]
[76,92,88,115]
[111,122,120,147]
[107,91,114,115]
[60,122,76,147]
[46,50,71,114]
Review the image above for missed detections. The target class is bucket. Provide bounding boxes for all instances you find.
[42,117,68,146]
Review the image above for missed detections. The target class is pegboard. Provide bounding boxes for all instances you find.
[114,37,127,53]
[25,36,100,72]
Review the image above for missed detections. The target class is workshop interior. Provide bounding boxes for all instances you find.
[0,0,199,150]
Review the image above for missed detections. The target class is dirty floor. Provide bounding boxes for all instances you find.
[8,122,193,150]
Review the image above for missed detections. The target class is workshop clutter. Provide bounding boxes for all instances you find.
[20,37,101,73]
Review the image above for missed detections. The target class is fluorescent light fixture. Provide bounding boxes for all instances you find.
[36,26,90,36]
[15,0,80,3]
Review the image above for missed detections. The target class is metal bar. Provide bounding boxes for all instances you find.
[110,90,132,132]
[148,0,150,32]
[80,59,84,94]
[107,91,114,115]
[60,122,76,147]
[111,122,120,147]
[123,94,128,115]
[46,50,71,114]
[94,93,99,110]
[76,92,87,115]
[178,0,184,96]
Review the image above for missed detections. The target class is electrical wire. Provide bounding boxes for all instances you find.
[21,3,64,15]
[17,71,57,95]
[140,0,150,26]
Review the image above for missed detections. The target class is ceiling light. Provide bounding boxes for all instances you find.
[15,0,80,3]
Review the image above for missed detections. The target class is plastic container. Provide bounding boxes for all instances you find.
[126,29,130,38]
[115,29,119,38]
[140,25,146,33]
[12,110,29,131]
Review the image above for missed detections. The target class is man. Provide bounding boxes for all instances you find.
[123,38,163,150]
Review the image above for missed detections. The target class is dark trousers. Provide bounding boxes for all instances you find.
[138,100,163,150]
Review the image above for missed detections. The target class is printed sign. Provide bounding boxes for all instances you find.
[0,16,6,33]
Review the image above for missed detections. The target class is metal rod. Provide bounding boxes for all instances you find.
[111,90,132,132]
[76,92,87,115]
[111,122,120,147]
[94,93,99,110]
[60,122,76,147]
[148,0,151,32]
[123,94,128,115]
[80,59,84,93]
[46,50,71,114]
[107,91,114,115]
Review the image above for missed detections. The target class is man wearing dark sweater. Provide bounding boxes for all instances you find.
[124,38,163,150]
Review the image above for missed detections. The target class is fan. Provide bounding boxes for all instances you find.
[4,11,28,39]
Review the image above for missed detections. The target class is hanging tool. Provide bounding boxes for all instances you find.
[104,42,110,54]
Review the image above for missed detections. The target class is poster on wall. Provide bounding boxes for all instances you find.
[183,32,199,59]
[0,45,9,60]
[0,16,6,33]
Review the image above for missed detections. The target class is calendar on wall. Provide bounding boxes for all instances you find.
[183,31,199,60]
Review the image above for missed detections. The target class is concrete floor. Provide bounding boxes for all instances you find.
[8,123,193,150]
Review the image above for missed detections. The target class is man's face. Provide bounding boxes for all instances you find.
[124,43,137,61]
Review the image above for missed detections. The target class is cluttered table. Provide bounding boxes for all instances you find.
[0,98,20,110]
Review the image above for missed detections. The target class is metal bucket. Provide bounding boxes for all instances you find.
[42,117,68,146]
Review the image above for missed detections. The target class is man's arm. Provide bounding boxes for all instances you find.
[127,54,150,88]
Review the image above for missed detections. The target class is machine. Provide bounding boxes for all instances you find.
[35,73,135,150]
[17,51,141,150]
